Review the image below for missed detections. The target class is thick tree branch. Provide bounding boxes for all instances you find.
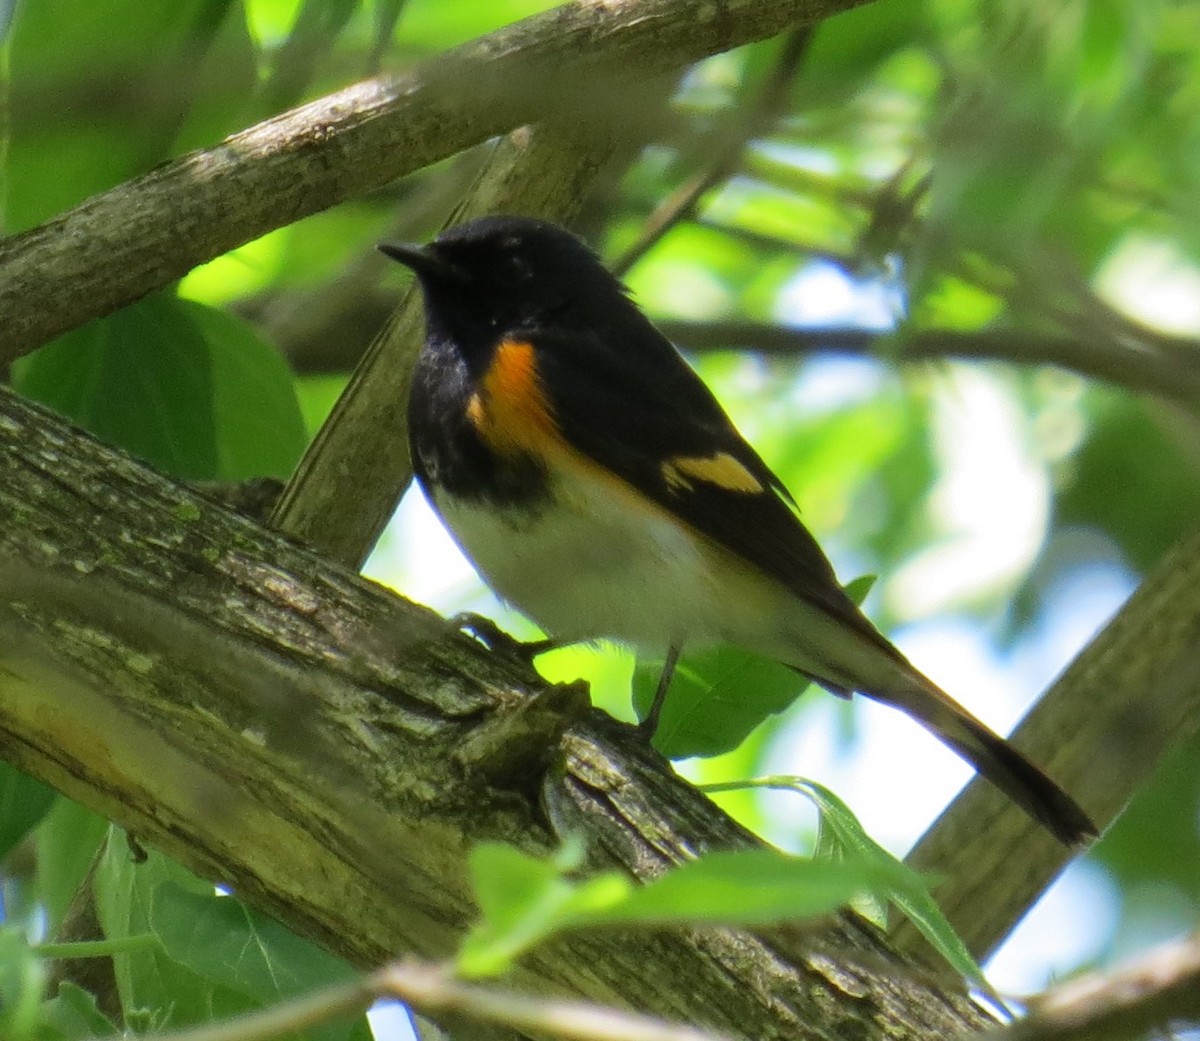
[891,526,1200,962]
[0,0,871,364]
[0,386,993,1039]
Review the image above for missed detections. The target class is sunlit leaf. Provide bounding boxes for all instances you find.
[459,840,907,978]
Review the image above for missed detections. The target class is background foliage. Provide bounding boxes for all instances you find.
[1,0,1198,1038]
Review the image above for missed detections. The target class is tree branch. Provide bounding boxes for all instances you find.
[652,321,1200,406]
[249,301,1200,407]
[0,0,872,364]
[975,930,1200,1041]
[0,385,993,1039]
[891,526,1200,962]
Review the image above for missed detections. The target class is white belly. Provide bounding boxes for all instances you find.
[429,459,909,694]
[431,462,744,653]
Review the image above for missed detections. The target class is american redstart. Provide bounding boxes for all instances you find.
[380,216,1096,847]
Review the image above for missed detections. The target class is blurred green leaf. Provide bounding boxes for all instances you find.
[611,847,906,924]
[1096,727,1200,898]
[33,800,109,934]
[37,982,117,1041]
[5,1,237,229]
[801,0,922,104]
[0,764,55,864]
[0,926,46,1041]
[459,841,630,977]
[1057,392,1200,571]
[460,840,907,978]
[14,295,305,482]
[182,300,308,480]
[14,296,220,479]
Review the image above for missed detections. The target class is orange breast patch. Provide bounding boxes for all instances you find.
[467,339,562,456]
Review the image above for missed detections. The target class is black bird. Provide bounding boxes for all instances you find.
[380,215,1096,847]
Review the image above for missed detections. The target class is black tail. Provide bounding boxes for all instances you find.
[874,671,1097,847]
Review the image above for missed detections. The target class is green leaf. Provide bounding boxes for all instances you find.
[611,847,906,926]
[37,983,117,1041]
[4,1,226,230]
[93,837,254,1032]
[706,776,1001,1003]
[92,838,369,1039]
[459,839,906,978]
[14,296,220,479]
[0,926,46,1041]
[1056,391,1200,571]
[458,842,631,978]
[33,800,109,934]
[633,648,806,759]
[634,577,875,759]
[14,295,306,482]
[181,299,308,480]
[150,883,369,1041]
[0,763,56,863]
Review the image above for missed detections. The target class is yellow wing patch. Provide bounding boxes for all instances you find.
[662,452,764,494]
[467,339,562,455]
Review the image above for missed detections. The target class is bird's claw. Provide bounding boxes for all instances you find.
[450,612,554,664]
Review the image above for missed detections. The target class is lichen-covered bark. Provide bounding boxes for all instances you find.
[0,387,991,1037]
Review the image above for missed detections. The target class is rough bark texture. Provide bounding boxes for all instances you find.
[0,387,993,1039]
[0,0,870,364]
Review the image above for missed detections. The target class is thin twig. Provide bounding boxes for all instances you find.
[653,319,1200,404]
[971,930,1200,1041]
[79,960,739,1041]
[376,962,738,1041]
[610,26,813,276]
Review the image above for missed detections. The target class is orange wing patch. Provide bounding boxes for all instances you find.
[468,339,562,455]
[662,452,764,494]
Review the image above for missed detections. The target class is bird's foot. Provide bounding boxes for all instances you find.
[451,612,554,665]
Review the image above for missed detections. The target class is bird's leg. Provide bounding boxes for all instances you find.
[450,612,555,664]
[639,641,683,738]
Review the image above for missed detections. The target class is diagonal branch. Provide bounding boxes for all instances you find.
[609,26,814,276]
[0,384,993,1041]
[891,526,1200,962]
[0,0,872,364]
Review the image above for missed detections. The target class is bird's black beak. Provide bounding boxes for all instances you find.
[378,241,468,282]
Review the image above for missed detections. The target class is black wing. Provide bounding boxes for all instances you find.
[533,325,895,655]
